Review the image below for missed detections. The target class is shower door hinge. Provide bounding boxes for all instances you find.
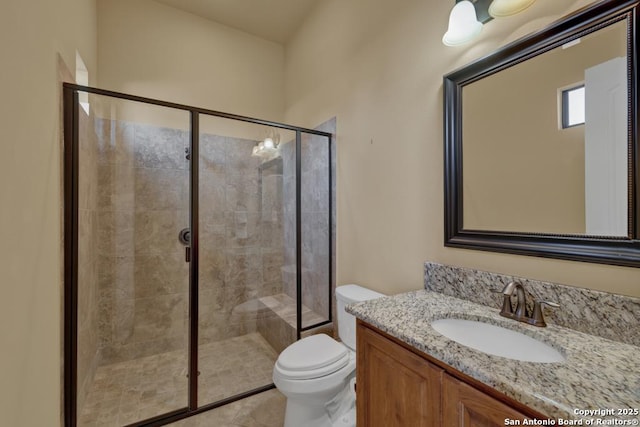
[185,246,191,262]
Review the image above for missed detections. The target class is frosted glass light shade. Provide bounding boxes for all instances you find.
[489,0,537,17]
[443,1,483,46]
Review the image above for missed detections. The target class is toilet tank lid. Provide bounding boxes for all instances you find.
[336,284,385,303]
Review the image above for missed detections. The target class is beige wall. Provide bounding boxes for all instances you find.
[97,0,286,131]
[0,0,97,425]
[284,0,640,298]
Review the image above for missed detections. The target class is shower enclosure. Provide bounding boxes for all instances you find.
[63,84,335,426]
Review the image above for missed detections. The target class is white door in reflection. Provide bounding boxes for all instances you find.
[585,56,628,236]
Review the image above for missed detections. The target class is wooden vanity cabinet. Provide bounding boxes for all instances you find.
[443,374,531,427]
[356,320,540,427]
[356,321,443,426]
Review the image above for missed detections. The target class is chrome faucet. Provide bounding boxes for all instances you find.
[496,282,559,327]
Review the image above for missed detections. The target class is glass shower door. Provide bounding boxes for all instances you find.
[196,114,296,406]
[299,129,333,331]
[73,91,191,426]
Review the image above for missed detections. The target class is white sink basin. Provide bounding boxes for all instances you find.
[431,318,565,363]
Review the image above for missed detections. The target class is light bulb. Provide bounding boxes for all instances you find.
[443,1,483,47]
[263,137,275,149]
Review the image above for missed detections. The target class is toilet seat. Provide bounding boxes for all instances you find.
[275,334,350,380]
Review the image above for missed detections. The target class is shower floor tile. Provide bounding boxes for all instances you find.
[79,332,280,427]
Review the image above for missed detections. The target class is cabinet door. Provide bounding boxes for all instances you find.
[443,374,531,427]
[356,323,443,427]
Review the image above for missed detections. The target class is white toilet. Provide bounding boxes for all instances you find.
[273,284,384,427]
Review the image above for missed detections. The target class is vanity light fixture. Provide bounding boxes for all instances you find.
[488,0,537,18]
[442,0,484,46]
[443,0,537,46]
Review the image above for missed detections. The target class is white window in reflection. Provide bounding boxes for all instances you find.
[562,85,585,128]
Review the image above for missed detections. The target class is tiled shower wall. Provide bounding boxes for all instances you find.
[95,120,190,364]
[92,119,286,364]
[197,134,285,344]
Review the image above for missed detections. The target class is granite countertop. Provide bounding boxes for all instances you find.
[347,290,640,421]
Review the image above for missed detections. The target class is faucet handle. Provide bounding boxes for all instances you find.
[498,281,517,294]
[531,300,559,327]
[492,288,513,315]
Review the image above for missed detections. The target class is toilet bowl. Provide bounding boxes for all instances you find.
[273,285,384,427]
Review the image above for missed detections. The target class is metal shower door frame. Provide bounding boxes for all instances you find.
[63,83,334,426]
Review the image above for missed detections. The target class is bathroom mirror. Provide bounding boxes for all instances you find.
[444,0,640,267]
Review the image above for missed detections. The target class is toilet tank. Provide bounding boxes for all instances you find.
[336,284,384,351]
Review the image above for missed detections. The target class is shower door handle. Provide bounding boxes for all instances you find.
[179,228,191,262]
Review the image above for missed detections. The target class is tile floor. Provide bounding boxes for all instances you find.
[169,389,285,427]
[79,332,280,426]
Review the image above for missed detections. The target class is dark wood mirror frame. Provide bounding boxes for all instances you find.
[443,0,640,267]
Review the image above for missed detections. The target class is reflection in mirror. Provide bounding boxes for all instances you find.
[462,20,628,236]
